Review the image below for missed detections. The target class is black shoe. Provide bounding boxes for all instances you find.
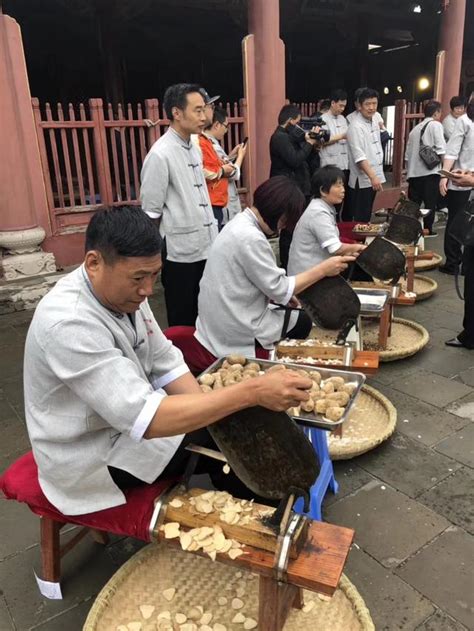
[425,230,438,238]
[438,265,458,275]
[445,337,464,348]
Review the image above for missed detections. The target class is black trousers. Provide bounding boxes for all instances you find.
[212,206,224,232]
[458,246,474,349]
[337,169,351,221]
[444,190,471,271]
[407,175,439,232]
[161,242,206,327]
[285,309,313,339]
[347,182,376,223]
[109,427,275,504]
[279,229,292,271]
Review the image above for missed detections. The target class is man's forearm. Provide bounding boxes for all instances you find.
[324,134,345,147]
[442,158,455,172]
[144,379,259,438]
[357,159,377,180]
[294,265,328,295]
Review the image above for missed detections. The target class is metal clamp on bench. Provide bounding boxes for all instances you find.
[148,481,182,541]
[274,511,304,583]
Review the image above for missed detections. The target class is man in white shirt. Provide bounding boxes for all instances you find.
[320,89,349,217]
[346,88,386,221]
[442,96,467,142]
[405,100,446,236]
[24,207,313,515]
[439,102,474,274]
[140,83,218,327]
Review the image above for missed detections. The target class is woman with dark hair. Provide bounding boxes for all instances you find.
[288,166,366,275]
[194,176,354,359]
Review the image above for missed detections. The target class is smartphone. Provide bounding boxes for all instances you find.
[242,137,249,146]
[439,169,456,179]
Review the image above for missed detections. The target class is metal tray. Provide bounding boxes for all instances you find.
[354,288,390,314]
[199,357,366,431]
[352,224,386,238]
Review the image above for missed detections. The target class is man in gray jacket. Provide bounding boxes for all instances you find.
[405,100,446,236]
[140,83,218,326]
[24,207,312,516]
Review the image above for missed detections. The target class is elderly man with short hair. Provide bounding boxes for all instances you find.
[24,207,313,515]
[140,83,218,327]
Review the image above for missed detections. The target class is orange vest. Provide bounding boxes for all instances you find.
[199,134,229,207]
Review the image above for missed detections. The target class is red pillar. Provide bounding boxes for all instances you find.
[0,13,56,280]
[438,0,466,115]
[243,0,286,194]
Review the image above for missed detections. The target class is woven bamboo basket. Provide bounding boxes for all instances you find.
[83,544,375,631]
[328,384,397,460]
[309,318,429,362]
[400,274,438,301]
[414,252,442,271]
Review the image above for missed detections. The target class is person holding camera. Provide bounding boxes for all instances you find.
[269,104,318,268]
[405,100,446,237]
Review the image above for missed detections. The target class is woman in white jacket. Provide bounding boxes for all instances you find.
[288,166,365,276]
[194,176,354,362]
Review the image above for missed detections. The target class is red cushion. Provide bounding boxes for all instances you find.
[0,452,172,541]
[164,326,269,375]
[337,221,358,244]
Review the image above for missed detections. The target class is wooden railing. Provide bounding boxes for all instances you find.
[32,98,249,234]
[392,100,425,187]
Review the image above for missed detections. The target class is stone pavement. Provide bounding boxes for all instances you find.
[0,234,473,630]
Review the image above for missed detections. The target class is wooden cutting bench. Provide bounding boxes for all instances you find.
[152,487,355,631]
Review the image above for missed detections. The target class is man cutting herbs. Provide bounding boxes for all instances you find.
[23,207,312,516]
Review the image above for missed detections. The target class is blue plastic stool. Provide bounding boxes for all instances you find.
[294,428,339,521]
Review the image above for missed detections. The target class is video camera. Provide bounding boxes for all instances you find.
[299,112,331,143]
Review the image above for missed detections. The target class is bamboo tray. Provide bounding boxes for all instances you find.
[83,544,375,631]
[414,252,442,271]
[328,384,397,460]
[308,318,429,362]
[400,274,438,301]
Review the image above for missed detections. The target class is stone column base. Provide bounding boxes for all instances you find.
[0,226,57,281]
[1,251,57,281]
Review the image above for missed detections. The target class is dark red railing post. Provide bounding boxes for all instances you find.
[240,97,252,205]
[89,98,113,205]
[145,99,160,146]
[32,97,56,231]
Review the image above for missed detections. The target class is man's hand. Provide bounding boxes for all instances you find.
[222,163,236,177]
[228,144,241,159]
[305,132,317,146]
[237,143,248,161]
[370,176,383,192]
[439,177,449,196]
[287,295,301,309]
[450,170,474,188]
[253,369,312,411]
[319,255,356,277]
